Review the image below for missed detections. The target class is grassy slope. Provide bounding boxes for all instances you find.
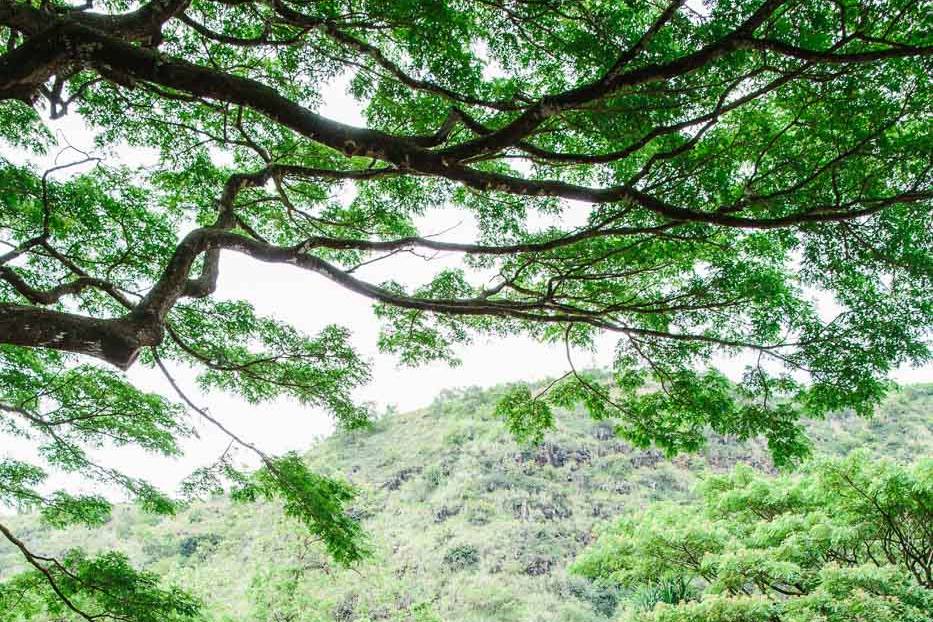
[2,383,931,622]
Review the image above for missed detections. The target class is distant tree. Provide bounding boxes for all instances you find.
[572,453,933,621]
[0,0,930,619]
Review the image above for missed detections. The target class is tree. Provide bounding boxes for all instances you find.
[0,0,930,618]
[572,453,933,621]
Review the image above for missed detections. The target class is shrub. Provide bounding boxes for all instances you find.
[443,544,481,571]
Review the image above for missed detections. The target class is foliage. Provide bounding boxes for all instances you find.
[2,382,929,622]
[0,548,201,622]
[573,451,933,621]
[495,384,557,446]
[0,0,931,618]
[442,544,481,571]
[230,453,369,565]
[0,344,187,520]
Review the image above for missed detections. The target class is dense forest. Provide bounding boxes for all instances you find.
[3,382,930,621]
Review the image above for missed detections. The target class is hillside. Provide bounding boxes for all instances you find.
[2,383,931,622]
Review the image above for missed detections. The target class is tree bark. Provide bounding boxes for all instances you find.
[0,304,160,369]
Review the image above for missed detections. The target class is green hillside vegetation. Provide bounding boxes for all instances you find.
[2,383,931,622]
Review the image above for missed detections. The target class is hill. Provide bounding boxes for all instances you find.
[2,383,931,622]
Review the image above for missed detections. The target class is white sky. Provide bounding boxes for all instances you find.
[2,75,931,501]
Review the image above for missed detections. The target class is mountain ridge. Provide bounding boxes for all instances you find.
[2,382,931,621]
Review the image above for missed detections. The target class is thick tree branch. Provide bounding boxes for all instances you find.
[737,36,933,63]
[0,5,925,231]
[0,0,927,374]
[0,303,158,368]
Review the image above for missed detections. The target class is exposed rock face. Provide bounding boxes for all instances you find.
[382,466,422,490]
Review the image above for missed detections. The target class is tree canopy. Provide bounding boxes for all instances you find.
[572,453,933,621]
[0,0,930,619]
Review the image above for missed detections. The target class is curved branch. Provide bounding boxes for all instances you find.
[2,12,926,231]
[738,36,933,63]
[0,268,119,306]
[0,303,158,368]
[0,522,96,622]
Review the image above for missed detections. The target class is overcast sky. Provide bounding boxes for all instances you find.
[3,76,931,500]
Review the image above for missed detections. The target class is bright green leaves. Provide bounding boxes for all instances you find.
[521,363,812,467]
[0,459,44,500]
[375,271,493,367]
[0,345,188,521]
[0,101,52,154]
[0,345,192,456]
[40,365,190,454]
[0,459,113,529]
[0,549,202,622]
[176,451,247,501]
[375,306,466,366]
[496,372,628,446]
[494,384,555,446]
[151,152,230,226]
[346,175,443,238]
[571,503,728,591]
[38,492,112,529]
[613,594,777,622]
[450,176,561,241]
[547,370,618,422]
[782,564,933,622]
[178,449,370,567]
[0,162,178,314]
[573,453,933,620]
[614,370,751,455]
[230,453,368,565]
[806,454,933,565]
[0,458,112,528]
[165,300,371,428]
[794,204,933,417]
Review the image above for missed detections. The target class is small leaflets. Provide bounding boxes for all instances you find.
[534,366,813,467]
[495,384,555,446]
[0,549,202,622]
[165,300,372,428]
[230,453,369,566]
[0,460,110,529]
[375,272,495,368]
[573,453,933,621]
[0,345,189,517]
[175,447,373,564]
[0,101,52,153]
[39,492,112,529]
